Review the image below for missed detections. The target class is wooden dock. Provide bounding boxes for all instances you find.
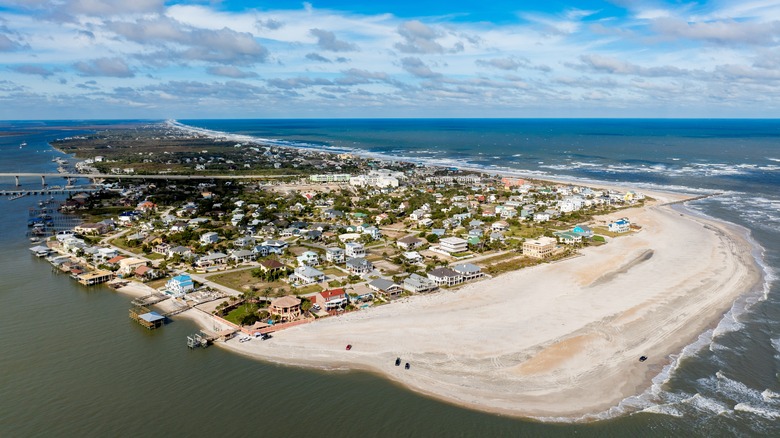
[129,306,166,330]
[131,292,171,307]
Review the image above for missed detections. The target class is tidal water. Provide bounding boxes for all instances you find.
[1,120,779,437]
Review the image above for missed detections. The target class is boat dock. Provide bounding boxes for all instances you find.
[187,329,238,349]
[131,292,170,307]
[129,306,167,330]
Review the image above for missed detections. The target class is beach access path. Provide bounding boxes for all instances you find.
[213,188,762,419]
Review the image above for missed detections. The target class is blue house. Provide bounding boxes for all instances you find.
[572,225,594,238]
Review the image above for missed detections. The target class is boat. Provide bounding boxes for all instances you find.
[639,356,648,362]
[404,362,410,370]
[346,344,352,351]
[395,357,401,366]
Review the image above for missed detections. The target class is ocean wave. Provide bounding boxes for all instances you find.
[734,403,780,420]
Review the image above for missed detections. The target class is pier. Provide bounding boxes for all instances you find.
[187,329,238,348]
[129,306,166,330]
[131,292,171,307]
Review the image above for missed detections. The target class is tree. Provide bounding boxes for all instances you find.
[425,234,439,243]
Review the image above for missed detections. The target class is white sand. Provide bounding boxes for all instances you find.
[186,190,762,419]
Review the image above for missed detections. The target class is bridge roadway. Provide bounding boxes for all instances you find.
[0,172,298,180]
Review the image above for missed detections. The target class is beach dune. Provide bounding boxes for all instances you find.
[218,193,761,419]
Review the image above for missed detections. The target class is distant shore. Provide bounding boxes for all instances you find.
[182,188,762,420]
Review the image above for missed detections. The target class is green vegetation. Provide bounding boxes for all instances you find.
[223,302,260,326]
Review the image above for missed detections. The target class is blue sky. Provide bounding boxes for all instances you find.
[1,0,779,119]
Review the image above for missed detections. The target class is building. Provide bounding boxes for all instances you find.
[349,171,400,188]
[427,267,463,287]
[118,257,147,276]
[196,252,228,268]
[200,231,219,245]
[438,237,467,254]
[554,231,583,245]
[345,257,373,275]
[403,273,438,293]
[309,174,351,183]
[397,236,424,250]
[269,295,302,322]
[368,278,403,299]
[609,219,631,233]
[262,239,288,254]
[259,259,286,273]
[167,274,195,297]
[345,242,365,258]
[74,223,106,235]
[311,289,349,310]
[297,251,320,267]
[325,247,345,263]
[403,251,423,263]
[522,236,557,259]
[230,249,256,263]
[293,266,325,285]
[452,263,483,281]
[572,225,594,238]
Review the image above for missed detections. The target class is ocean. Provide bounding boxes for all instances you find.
[0,119,778,436]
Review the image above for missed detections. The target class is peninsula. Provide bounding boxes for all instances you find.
[31,122,762,420]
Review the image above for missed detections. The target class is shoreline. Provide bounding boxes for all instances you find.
[176,191,763,421]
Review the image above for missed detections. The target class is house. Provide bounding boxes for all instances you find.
[262,239,288,254]
[293,265,325,285]
[136,201,157,212]
[325,247,345,263]
[311,288,349,310]
[403,251,423,263]
[492,221,510,232]
[417,218,434,228]
[403,273,437,293]
[609,219,631,233]
[168,246,193,260]
[368,278,403,299]
[259,259,286,273]
[105,255,126,268]
[452,263,483,281]
[118,257,147,276]
[167,274,195,297]
[554,231,583,245]
[533,212,551,222]
[297,251,320,267]
[230,249,256,263]
[431,228,446,237]
[252,245,270,257]
[269,296,302,322]
[362,226,382,240]
[345,257,373,275]
[233,236,255,248]
[134,265,156,281]
[96,247,118,261]
[522,237,557,259]
[572,225,594,238]
[489,232,505,243]
[345,242,365,258]
[439,237,467,254]
[74,223,106,235]
[397,236,424,250]
[196,252,228,268]
[427,267,463,287]
[200,231,219,245]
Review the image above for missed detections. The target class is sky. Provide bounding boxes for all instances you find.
[1,0,780,119]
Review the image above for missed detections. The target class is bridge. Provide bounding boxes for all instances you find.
[0,172,300,187]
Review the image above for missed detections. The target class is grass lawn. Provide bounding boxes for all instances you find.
[508,225,547,239]
[224,302,258,325]
[111,237,142,254]
[322,267,345,277]
[145,277,171,289]
[145,252,164,260]
[209,270,258,291]
[592,227,630,238]
[475,252,517,265]
[295,284,323,294]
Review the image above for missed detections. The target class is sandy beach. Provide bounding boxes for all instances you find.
[177,188,762,420]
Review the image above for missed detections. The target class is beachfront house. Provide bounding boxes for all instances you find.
[572,225,594,238]
[554,231,583,245]
[438,237,467,254]
[167,274,195,297]
[269,296,302,322]
[345,242,365,258]
[368,278,403,299]
[608,219,631,233]
[522,237,557,259]
[345,257,373,275]
[118,257,147,276]
[325,247,345,263]
[427,267,463,287]
[311,289,349,310]
[403,273,438,293]
[293,266,325,285]
[452,263,483,281]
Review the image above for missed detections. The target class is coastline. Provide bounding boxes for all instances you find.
[174,190,763,420]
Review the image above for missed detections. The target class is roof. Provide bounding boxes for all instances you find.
[346,257,372,268]
[139,312,165,323]
[296,266,324,277]
[170,274,193,283]
[368,278,397,291]
[452,263,481,274]
[398,236,422,244]
[320,289,346,300]
[440,236,466,245]
[135,265,152,275]
[260,259,285,269]
[428,267,460,278]
[107,256,126,264]
[271,295,301,308]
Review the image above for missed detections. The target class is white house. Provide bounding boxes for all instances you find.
[345,257,373,275]
[427,267,463,287]
[325,247,345,263]
[200,231,219,245]
[345,242,365,258]
[297,251,320,267]
[609,219,631,233]
[293,266,325,285]
[438,237,467,254]
[403,273,437,293]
